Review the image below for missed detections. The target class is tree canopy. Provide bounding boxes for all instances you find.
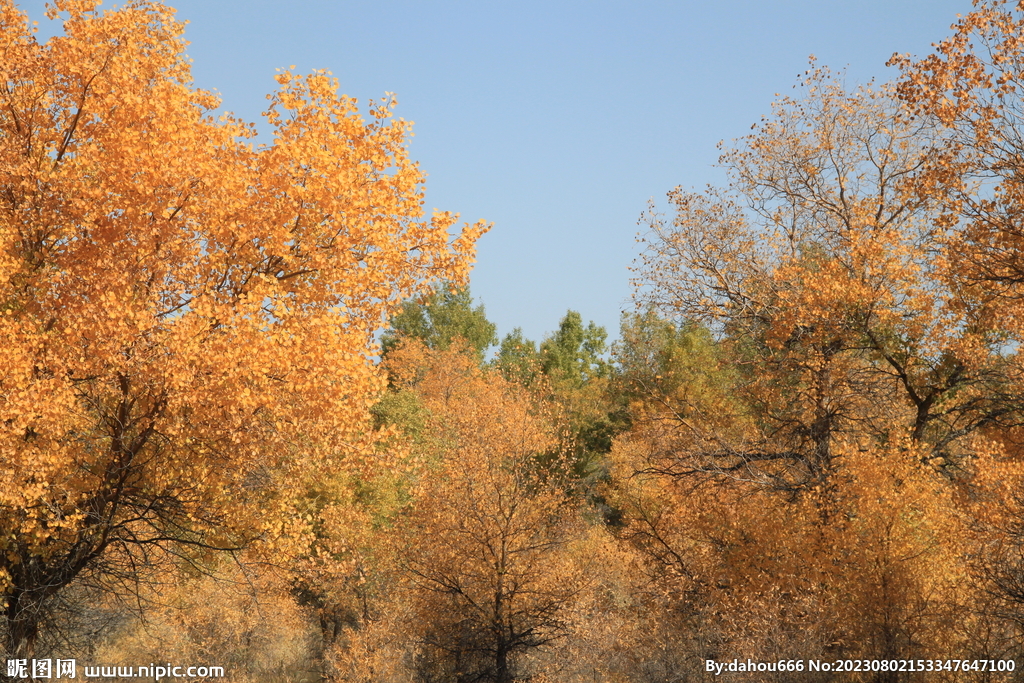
[0,0,485,659]
[380,284,497,363]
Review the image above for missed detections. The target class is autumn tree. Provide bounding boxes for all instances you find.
[890,0,1024,332]
[608,430,979,678]
[92,562,318,682]
[890,0,1024,648]
[634,64,1017,491]
[0,0,486,661]
[889,0,1024,435]
[382,341,585,683]
[612,61,1024,673]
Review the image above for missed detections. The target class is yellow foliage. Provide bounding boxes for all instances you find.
[0,0,485,657]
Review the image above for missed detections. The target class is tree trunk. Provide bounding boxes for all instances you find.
[495,645,511,683]
[5,593,40,662]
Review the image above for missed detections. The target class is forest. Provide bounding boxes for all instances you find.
[6,0,1024,681]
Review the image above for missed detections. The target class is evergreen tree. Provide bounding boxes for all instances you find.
[381,285,497,363]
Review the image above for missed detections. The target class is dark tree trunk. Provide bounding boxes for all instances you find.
[495,645,511,683]
[4,590,40,672]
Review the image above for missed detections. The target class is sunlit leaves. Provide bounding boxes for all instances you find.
[0,0,485,657]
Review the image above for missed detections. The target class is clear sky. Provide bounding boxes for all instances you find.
[20,0,972,347]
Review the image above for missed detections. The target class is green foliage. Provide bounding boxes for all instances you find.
[614,308,729,409]
[371,389,430,445]
[380,284,497,363]
[540,311,610,387]
[494,311,610,389]
[521,312,622,496]
[494,327,541,385]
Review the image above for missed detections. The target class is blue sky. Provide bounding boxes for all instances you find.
[22,0,971,347]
